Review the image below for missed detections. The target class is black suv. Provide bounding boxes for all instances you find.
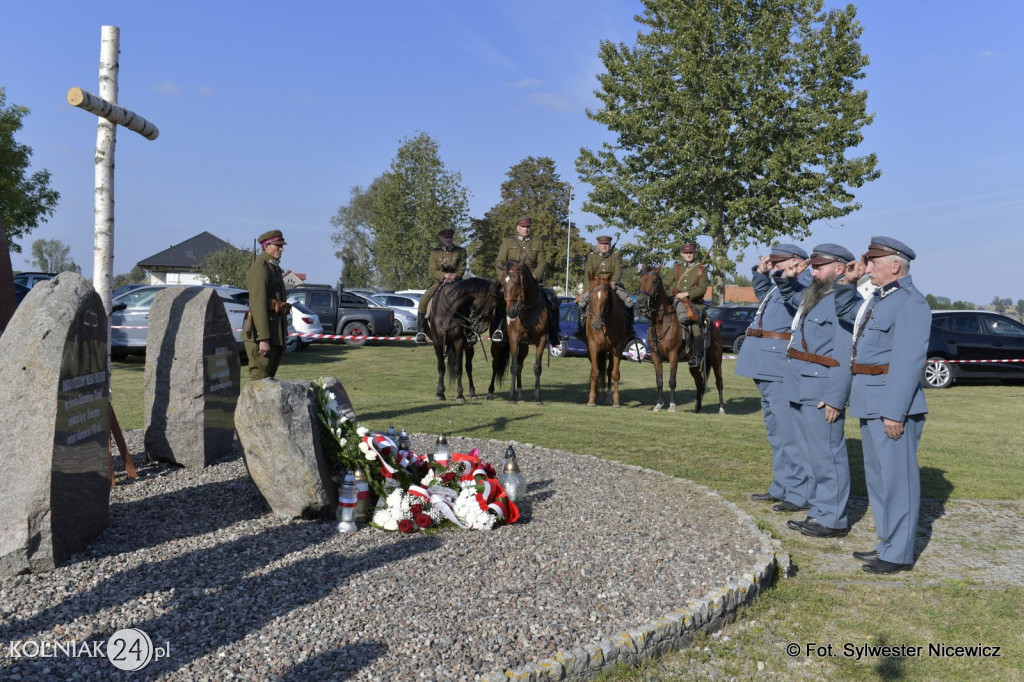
[924,311,1024,388]
[707,304,758,353]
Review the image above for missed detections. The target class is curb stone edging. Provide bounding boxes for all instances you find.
[479,441,791,681]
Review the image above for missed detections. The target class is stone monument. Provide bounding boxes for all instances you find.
[0,273,110,575]
[235,377,348,519]
[143,286,241,468]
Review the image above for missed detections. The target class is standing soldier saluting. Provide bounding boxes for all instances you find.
[492,217,560,347]
[243,229,291,380]
[575,235,642,356]
[415,228,467,343]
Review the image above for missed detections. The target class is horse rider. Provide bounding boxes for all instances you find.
[662,243,711,367]
[492,217,560,347]
[574,235,642,355]
[415,227,467,344]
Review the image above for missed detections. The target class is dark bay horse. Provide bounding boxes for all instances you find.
[636,265,725,414]
[488,261,550,404]
[426,277,501,402]
[582,273,629,407]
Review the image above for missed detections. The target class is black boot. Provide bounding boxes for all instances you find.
[573,306,587,340]
[689,324,704,367]
[415,314,428,343]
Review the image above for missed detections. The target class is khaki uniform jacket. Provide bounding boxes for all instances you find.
[428,245,467,284]
[664,262,710,301]
[585,250,623,283]
[245,252,288,346]
[497,235,547,283]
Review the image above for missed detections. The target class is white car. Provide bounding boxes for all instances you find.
[286,301,323,352]
[110,284,250,358]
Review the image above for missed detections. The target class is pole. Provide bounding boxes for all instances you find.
[93,25,118,316]
[564,181,581,296]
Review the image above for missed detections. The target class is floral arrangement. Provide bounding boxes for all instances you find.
[316,379,519,532]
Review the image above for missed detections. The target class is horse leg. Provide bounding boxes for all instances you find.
[587,346,600,407]
[466,343,477,399]
[610,353,621,407]
[651,353,664,412]
[668,353,678,412]
[454,342,466,402]
[712,347,725,415]
[690,363,704,413]
[532,344,544,405]
[434,341,446,400]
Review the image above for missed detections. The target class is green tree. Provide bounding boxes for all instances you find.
[1,88,60,252]
[113,265,147,288]
[991,296,1012,313]
[576,0,879,304]
[30,238,80,273]
[330,132,469,290]
[1017,299,1024,320]
[200,244,250,289]
[469,157,591,294]
[338,242,374,289]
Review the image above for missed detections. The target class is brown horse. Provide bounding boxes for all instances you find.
[426,277,502,402]
[636,265,725,414]
[488,261,550,404]
[582,273,629,406]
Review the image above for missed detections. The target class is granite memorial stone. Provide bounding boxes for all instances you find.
[235,377,347,519]
[143,286,241,468]
[0,272,110,576]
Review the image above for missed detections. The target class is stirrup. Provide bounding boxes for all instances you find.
[491,329,504,343]
[466,330,479,345]
[415,332,428,344]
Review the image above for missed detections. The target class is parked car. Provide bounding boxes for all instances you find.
[706,304,758,353]
[370,293,420,334]
[285,301,323,352]
[109,284,250,358]
[285,287,394,346]
[552,301,651,361]
[923,310,1024,388]
[112,283,150,297]
[13,271,56,289]
[11,281,31,309]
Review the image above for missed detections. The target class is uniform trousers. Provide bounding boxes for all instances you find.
[754,379,809,506]
[245,341,283,380]
[790,402,849,529]
[860,414,924,565]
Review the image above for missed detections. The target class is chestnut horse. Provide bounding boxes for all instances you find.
[636,265,725,414]
[488,261,550,404]
[582,273,629,406]
[426,277,502,402]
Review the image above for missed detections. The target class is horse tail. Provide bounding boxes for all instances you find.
[491,336,510,387]
[445,339,460,387]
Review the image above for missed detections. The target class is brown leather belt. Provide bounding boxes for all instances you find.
[745,328,792,340]
[850,363,889,375]
[787,347,840,367]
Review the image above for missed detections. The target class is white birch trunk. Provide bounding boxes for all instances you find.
[66,88,159,141]
[93,25,118,316]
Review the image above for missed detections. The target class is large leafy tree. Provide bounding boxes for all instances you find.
[1,88,60,253]
[330,132,469,290]
[112,265,146,288]
[468,157,591,293]
[577,0,879,302]
[200,244,250,289]
[30,238,80,273]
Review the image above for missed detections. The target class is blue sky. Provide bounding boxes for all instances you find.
[2,0,1022,304]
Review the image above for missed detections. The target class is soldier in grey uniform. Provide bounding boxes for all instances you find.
[574,235,640,353]
[492,217,560,347]
[735,243,812,513]
[779,243,855,539]
[835,236,929,574]
[243,229,290,380]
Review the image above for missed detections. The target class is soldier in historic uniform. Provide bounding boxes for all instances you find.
[243,229,291,380]
[779,243,856,539]
[415,228,467,343]
[662,244,711,367]
[574,236,640,351]
[834,236,930,574]
[735,243,812,513]
[492,217,560,347]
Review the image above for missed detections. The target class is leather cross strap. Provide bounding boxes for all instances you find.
[850,363,889,375]
[787,347,840,367]
[746,328,792,340]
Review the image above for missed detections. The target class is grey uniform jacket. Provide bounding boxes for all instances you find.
[734,269,805,381]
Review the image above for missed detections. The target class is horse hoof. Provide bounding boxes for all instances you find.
[718,407,726,415]
[668,405,676,413]
[436,395,445,401]
[586,402,596,407]
[456,396,466,403]
[652,404,662,412]
[486,393,494,400]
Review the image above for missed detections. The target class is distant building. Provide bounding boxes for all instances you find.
[137,231,238,285]
[282,271,307,288]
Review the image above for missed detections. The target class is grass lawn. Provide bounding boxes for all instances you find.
[111,341,1024,680]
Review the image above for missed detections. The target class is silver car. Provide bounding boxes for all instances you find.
[110,284,250,358]
[372,293,420,334]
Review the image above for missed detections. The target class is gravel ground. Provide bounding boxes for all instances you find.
[0,433,772,680]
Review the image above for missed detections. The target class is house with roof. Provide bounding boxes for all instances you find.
[136,231,241,285]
